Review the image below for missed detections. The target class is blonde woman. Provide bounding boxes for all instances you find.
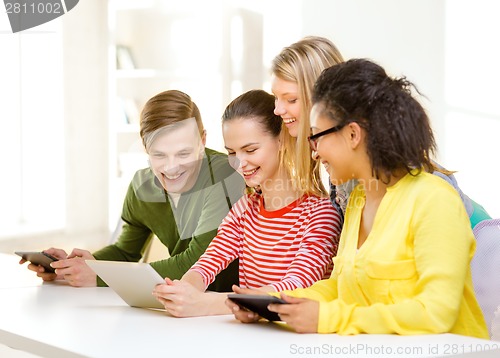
[271,36,354,219]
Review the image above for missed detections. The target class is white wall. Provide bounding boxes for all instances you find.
[62,0,110,250]
[301,0,446,147]
[34,0,110,251]
[0,0,109,252]
[442,0,500,218]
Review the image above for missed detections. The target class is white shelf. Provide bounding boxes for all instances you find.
[116,123,140,133]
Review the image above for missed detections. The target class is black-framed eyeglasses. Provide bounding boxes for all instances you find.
[307,123,346,151]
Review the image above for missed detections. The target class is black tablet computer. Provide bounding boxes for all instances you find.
[15,251,58,273]
[227,294,288,321]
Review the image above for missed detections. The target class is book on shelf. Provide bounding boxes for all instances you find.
[116,45,136,70]
[117,97,140,125]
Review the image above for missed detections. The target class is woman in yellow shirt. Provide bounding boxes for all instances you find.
[227,58,488,338]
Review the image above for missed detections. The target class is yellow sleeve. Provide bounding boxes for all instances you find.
[277,276,338,301]
[316,185,486,337]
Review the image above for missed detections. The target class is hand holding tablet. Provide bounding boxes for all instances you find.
[15,251,58,273]
[85,260,165,309]
[227,293,288,321]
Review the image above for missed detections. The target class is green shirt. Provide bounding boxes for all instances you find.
[93,148,245,291]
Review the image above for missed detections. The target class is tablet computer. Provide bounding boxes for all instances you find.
[227,293,288,321]
[15,251,58,273]
[86,260,165,309]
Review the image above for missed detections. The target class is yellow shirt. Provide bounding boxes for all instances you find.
[283,172,488,337]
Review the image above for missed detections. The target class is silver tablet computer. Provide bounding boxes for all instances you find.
[86,260,165,309]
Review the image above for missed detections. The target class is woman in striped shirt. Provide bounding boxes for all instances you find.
[153,89,342,317]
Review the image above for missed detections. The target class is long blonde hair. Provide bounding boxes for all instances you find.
[271,36,344,197]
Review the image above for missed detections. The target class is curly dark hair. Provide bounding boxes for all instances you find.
[312,58,436,182]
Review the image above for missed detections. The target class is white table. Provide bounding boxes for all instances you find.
[1,253,499,358]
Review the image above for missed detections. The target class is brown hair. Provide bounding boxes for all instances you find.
[222,89,299,194]
[140,90,203,151]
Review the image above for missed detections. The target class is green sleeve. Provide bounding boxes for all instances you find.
[470,199,491,229]
[92,222,152,263]
[92,223,153,286]
[149,229,217,280]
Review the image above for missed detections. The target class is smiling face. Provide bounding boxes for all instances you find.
[271,74,301,138]
[148,119,205,194]
[222,117,281,189]
[310,104,352,185]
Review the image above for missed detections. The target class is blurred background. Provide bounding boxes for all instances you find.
[0,0,499,253]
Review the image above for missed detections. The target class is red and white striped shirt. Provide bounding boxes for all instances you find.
[190,193,341,291]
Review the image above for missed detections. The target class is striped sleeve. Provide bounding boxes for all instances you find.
[269,198,341,291]
[188,195,248,289]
